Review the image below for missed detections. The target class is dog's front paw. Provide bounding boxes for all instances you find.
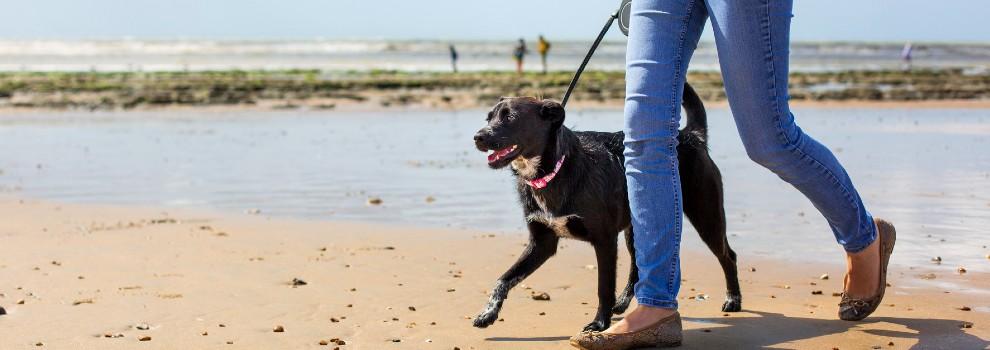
[472,310,499,328]
[721,294,742,312]
[582,319,607,332]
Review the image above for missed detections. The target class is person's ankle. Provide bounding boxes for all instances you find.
[605,305,677,333]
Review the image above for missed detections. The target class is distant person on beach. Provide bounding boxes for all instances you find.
[537,35,551,74]
[570,1,898,349]
[449,44,459,73]
[901,42,914,71]
[513,38,528,74]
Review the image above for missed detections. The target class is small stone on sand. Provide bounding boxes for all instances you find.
[425,196,436,203]
[959,306,972,311]
[931,256,942,264]
[367,197,383,205]
[201,331,208,336]
[17,299,25,305]
[135,323,150,330]
[960,322,973,329]
[820,273,829,280]
[138,336,152,342]
[408,306,416,311]
[319,340,329,345]
[957,267,967,274]
[811,290,823,295]
[531,291,551,301]
[292,278,307,286]
[273,325,285,332]
[0,306,5,315]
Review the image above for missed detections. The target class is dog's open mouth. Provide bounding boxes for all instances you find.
[487,145,520,164]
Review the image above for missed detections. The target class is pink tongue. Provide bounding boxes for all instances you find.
[488,147,514,163]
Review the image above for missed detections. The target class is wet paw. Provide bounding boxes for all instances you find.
[474,312,498,328]
[582,320,607,332]
[721,294,742,312]
[472,310,499,328]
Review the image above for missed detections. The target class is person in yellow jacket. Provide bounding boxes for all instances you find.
[537,35,551,74]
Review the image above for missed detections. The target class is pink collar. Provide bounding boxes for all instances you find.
[526,155,566,189]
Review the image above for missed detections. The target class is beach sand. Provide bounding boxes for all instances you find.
[0,197,987,349]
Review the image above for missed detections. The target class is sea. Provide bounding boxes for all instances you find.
[1,39,990,73]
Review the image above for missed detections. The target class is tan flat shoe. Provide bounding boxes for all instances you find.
[569,311,682,350]
[839,218,896,321]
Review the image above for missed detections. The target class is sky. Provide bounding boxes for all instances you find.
[0,0,987,43]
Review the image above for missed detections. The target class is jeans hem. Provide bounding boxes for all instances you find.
[842,213,878,253]
[636,297,678,310]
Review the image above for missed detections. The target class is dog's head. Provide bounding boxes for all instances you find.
[473,97,565,169]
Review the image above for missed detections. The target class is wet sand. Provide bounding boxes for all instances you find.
[0,198,987,349]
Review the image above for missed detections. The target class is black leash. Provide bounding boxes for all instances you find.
[560,11,619,108]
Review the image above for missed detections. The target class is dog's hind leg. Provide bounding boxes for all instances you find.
[612,227,638,315]
[684,200,742,312]
[472,221,559,328]
[584,236,618,332]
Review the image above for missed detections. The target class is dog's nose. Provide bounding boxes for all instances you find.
[473,132,488,144]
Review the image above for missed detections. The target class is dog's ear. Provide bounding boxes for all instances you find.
[540,99,565,124]
[497,96,509,103]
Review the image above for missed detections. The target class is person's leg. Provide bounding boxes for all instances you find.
[704,0,880,297]
[608,0,708,334]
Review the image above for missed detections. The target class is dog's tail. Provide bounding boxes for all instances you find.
[682,82,707,137]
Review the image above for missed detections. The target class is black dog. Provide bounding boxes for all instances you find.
[471,83,741,332]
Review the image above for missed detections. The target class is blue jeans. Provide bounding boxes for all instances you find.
[624,0,876,309]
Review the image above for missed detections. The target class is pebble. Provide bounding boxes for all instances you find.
[538,312,546,316]
[319,340,329,346]
[273,325,285,332]
[750,267,757,272]
[425,196,436,203]
[0,306,5,315]
[330,317,340,323]
[138,336,152,342]
[17,299,25,305]
[959,306,972,311]
[367,197,383,205]
[811,290,823,295]
[531,291,551,301]
[201,331,208,336]
[408,306,416,311]
[35,342,43,347]
[103,333,124,338]
[920,273,937,280]
[931,256,942,264]
[957,267,967,274]
[135,323,150,330]
[446,288,456,292]
[820,273,829,280]
[292,278,308,286]
[960,322,974,329]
